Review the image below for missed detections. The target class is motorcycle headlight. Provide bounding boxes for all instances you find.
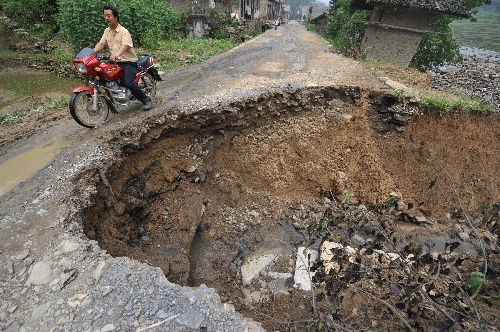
[74,63,87,74]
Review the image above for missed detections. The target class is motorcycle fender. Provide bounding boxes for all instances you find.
[148,68,163,82]
[73,86,94,94]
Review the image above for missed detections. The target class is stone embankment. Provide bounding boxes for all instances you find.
[431,47,500,112]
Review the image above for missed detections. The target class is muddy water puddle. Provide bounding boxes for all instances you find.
[0,71,82,111]
[0,137,73,196]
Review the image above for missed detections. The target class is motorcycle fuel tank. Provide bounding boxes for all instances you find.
[98,63,125,81]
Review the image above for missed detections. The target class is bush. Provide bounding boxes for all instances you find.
[57,0,182,51]
[0,0,58,39]
[410,15,463,72]
[322,0,369,54]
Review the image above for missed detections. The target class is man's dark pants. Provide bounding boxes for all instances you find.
[118,62,149,102]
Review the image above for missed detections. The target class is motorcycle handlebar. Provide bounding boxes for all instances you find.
[97,54,122,62]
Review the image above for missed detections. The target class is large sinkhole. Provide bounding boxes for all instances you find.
[82,86,500,329]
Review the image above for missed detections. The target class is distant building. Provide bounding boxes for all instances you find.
[169,0,287,20]
[351,0,469,66]
[299,4,329,23]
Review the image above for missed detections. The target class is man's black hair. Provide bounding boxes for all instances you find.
[103,5,119,22]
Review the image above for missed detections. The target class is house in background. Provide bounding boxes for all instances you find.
[351,0,469,66]
[169,0,287,20]
[299,4,329,23]
[169,0,288,39]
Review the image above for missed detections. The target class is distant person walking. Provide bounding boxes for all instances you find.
[274,18,279,30]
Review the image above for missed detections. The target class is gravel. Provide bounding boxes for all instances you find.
[431,47,500,112]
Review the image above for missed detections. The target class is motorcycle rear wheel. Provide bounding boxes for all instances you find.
[69,91,110,128]
[139,73,156,99]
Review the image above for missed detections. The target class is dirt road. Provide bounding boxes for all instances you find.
[1,22,499,331]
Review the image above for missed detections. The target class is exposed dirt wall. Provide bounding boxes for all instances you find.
[83,86,500,287]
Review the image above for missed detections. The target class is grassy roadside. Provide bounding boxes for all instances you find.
[150,39,239,71]
[359,61,494,114]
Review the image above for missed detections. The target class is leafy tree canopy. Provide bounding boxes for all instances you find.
[57,0,182,50]
[0,0,58,38]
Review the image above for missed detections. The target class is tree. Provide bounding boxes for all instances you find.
[410,0,492,71]
[409,15,462,71]
[322,0,369,54]
[0,0,58,38]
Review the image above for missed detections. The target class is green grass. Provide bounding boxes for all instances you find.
[0,96,69,124]
[146,39,239,71]
[420,95,494,115]
[0,72,69,96]
[0,71,80,108]
[450,9,500,52]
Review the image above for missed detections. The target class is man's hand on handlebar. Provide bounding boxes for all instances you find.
[97,54,121,63]
[110,54,122,62]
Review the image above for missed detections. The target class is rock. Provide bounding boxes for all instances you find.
[249,210,260,225]
[60,268,78,289]
[156,309,171,319]
[294,247,318,291]
[93,261,107,283]
[414,216,428,224]
[67,293,88,308]
[101,324,115,331]
[396,201,406,211]
[432,49,499,112]
[458,232,470,241]
[241,253,277,285]
[176,309,205,329]
[30,302,51,321]
[59,240,79,254]
[250,291,262,303]
[16,248,30,260]
[26,261,52,286]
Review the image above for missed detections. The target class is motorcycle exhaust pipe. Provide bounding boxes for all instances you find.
[92,89,98,111]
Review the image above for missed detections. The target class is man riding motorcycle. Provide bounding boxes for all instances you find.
[93,5,153,111]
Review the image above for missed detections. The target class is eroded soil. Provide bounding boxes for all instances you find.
[82,85,500,331]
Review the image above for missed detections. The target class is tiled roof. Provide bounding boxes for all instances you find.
[350,0,469,17]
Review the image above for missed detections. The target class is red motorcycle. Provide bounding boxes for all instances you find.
[70,47,162,128]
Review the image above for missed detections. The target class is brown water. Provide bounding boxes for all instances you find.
[0,71,82,111]
[0,137,73,197]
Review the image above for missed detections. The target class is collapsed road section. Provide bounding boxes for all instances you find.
[75,85,499,330]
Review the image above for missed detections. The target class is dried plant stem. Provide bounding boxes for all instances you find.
[426,158,488,277]
[352,285,415,332]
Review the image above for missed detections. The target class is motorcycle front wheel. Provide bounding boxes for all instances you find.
[139,73,156,99]
[69,91,110,128]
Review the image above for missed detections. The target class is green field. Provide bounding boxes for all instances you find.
[450,9,500,52]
